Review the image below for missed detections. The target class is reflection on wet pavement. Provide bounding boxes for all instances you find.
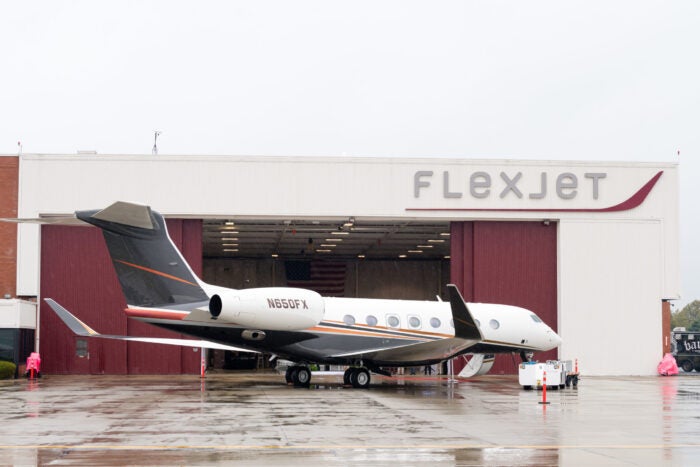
[1,372,700,465]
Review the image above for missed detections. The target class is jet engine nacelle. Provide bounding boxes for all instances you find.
[209,287,324,331]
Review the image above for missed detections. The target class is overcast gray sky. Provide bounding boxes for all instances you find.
[2,1,698,307]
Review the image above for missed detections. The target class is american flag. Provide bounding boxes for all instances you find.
[285,261,347,297]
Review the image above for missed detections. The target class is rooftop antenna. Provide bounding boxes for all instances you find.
[17,141,22,156]
[152,131,162,155]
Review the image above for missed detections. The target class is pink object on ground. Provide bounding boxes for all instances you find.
[26,352,41,373]
[657,353,679,376]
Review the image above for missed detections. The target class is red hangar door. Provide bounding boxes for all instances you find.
[451,221,558,375]
[39,220,203,375]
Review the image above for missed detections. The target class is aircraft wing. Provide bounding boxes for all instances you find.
[44,298,257,353]
[329,285,483,363]
[329,337,478,362]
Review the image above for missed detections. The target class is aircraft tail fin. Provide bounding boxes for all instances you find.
[75,201,209,308]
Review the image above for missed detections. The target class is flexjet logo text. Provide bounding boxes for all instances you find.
[413,171,607,200]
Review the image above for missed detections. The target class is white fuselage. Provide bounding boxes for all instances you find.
[322,296,561,353]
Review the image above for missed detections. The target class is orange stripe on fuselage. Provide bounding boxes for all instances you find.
[115,260,199,287]
[309,324,430,341]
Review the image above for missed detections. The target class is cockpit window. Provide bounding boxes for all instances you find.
[530,314,543,323]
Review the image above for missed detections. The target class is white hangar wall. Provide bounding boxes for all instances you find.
[16,154,680,375]
[558,220,665,375]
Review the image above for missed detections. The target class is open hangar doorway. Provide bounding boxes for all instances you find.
[201,217,452,371]
[200,217,558,375]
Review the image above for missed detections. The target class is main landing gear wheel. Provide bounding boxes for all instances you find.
[346,368,371,389]
[343,368,354,386]
[353,368,371,389]
[293,366,311,387]
[286,365,311,387]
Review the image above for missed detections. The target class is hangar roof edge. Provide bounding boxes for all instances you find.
[11,153,679,169]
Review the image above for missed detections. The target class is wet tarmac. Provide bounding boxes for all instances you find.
[1,371,699,466]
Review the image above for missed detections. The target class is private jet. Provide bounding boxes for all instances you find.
[17,202,562,388]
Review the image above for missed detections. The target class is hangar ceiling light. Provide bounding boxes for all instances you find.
[202,218,451,260]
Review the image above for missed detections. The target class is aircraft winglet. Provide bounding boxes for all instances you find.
[45,298,100,336]
[44,298,257,352]
[446,284,483,341]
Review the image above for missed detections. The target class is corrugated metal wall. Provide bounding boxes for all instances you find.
[451,221,558,374]
[39,220,202,374]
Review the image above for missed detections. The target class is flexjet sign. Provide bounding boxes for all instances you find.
[409,169,664,213]
[413,170,607,201]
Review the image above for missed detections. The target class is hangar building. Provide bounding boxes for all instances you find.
[0,154,679,376]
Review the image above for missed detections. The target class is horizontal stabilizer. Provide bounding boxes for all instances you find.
[90,201,155,230]
[0,202,154,229]
[0,215,84,225]
[44,298,256,353]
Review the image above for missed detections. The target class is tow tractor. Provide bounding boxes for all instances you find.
[518,360,579,390]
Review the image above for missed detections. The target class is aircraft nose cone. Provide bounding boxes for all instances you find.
[549,330,562,347]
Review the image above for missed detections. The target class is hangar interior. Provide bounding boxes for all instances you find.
[201,217,451,297]
[201,217,454,371]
